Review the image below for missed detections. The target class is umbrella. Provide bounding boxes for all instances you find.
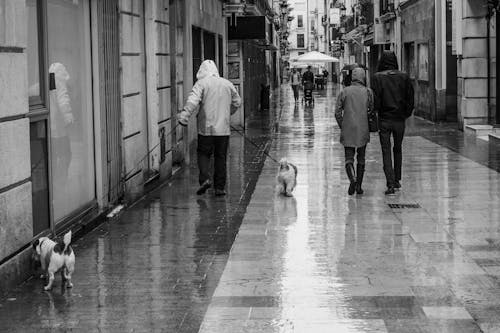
[295,51,339,63]
[290,62,309,68]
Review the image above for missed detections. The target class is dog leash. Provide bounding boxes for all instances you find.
[230,125,279,164]
[100,122,183,205]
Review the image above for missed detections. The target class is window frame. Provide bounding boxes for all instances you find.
[297,15,303,28]
[27,0,52,237]
[28,0,49,116]
[297,33,305,48]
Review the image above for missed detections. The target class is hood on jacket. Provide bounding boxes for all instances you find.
[49,62,70,81]
[196,60,220,80]
[351,68,366,85]
[377,51,398,72]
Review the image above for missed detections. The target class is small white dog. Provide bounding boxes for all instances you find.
[32,230,75,290]
[277,158,298,196]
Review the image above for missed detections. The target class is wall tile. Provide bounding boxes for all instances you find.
[0,118,30,189]
[0,53,27,118]
[0,182,33,260]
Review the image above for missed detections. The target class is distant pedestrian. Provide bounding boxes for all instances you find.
[290,68,301,103]
[302,65,314,86]
[372,50,415,195]
[178,60,241,196]
[335,68,373,195]
[322,69,329,81]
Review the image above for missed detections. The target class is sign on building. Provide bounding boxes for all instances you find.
[329,8,340,25]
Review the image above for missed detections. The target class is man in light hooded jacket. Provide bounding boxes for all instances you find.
[178,60,241,196]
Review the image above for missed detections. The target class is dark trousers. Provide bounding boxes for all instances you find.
[197,134,229,190]
[344,145,366,166]
[292,85,299,100]
[379,120,405,187]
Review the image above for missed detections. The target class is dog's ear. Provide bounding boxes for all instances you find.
[32,239,39,250]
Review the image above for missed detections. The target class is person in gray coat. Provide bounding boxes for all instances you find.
[335,68,373,195]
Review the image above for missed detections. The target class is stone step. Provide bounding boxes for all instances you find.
[464,124,494,137]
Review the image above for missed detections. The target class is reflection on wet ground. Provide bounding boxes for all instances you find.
[2,84,500,332]
[199,85,500,333]
[0,94,280,331]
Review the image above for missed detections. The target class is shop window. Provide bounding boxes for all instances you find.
[46,0,95,222]
[297,34,305,48]
[192,26,202,83]
[404,42,416,79]
[417,43,429,81]
[203,31,216,62]
[27,0,97,230]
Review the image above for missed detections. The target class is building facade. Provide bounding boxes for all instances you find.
[224,0,279,127]
[341,0,500,127]
[455,0,498,128]
[288,0,328,60]
[0,0,228,294]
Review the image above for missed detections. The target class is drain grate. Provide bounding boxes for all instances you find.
[388,203,421,209]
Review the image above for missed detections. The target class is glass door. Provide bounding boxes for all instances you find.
[46,0,95,223]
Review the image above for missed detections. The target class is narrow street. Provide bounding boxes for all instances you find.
[0,85,500,332]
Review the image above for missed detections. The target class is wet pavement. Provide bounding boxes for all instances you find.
[2,84,500,332]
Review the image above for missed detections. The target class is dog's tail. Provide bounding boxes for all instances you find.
[63,230,72,253]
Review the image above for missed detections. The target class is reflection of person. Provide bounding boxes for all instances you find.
[290,68,301,103]
[178,60,241,196]
[372,51,415,195]
[49,62,74,184]
[335,68,372,195]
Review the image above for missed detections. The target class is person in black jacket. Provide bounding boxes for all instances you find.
[302,66,314,86]
[372,51,414,195]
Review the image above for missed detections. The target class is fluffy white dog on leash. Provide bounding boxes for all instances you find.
[277,158,297,196]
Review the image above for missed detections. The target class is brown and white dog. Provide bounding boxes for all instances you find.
[32,230,75,290]
[277,158,298,197]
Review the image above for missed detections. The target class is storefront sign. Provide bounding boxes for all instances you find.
[228,16,266,40]
[329,8,340,25]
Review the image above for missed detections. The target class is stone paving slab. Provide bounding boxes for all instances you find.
[2,84,500,332]
[199,86,500,332]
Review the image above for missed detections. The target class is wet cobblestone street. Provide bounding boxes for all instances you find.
[2,85,500,332]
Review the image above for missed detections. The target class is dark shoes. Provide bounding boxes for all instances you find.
[385,187,396,195]
[345,163,356,196]
[355,164,365,195]
[196,180,212,195]
[385,181,400,195]
[214,189,226,196]
[197,180,226,196]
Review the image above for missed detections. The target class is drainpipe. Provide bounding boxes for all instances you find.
[487,10,491,124]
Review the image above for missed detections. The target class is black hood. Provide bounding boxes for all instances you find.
[377,51,398,72]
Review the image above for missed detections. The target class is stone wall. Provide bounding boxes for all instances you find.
[0,0,34,295]
[458,0,492,128]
